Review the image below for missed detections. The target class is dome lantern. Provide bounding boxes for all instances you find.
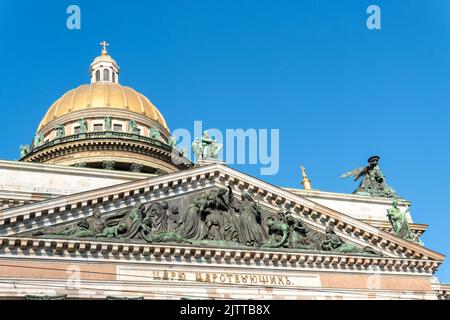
[90,41,120,84]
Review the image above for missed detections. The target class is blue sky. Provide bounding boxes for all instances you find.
[0,1,449,282]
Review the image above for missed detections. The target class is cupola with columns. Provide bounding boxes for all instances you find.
[19,42,192,174]
[90,41,120,84]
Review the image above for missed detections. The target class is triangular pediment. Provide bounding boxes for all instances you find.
[0,164,445,262]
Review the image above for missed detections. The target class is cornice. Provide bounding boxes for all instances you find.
[0,159,153,180]
[283,187,411,205]
[0,237,440,275]
[0,164,445,262]
[21,135,192,170]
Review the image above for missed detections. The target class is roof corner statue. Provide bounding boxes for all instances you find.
[341,156,397,198]
[387,199,423,245]
[192,131,223,162]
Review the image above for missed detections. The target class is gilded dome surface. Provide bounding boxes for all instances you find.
[37,82,168,132]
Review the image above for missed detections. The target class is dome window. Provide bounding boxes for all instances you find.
[95,70,100,82]
[93,124,103,132]
[112,72,116,83]
[113,124,123,132]
[103,69,110,81]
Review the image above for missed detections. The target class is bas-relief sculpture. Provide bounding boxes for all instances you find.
[341,156,397,198]
[33,186,380,256]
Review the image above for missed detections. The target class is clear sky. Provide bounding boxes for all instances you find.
[0,1,449,282]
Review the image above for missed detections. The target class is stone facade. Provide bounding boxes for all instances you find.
[0,162,446,300]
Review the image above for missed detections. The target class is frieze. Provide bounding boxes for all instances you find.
[28,186,380,256]
[0,164,444,262]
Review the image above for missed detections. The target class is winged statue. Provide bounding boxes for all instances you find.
[340,166,367,181]
[341,156,397,198]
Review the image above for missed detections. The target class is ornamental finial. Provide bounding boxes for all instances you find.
[100,41,109,56]
[301,165,312,190]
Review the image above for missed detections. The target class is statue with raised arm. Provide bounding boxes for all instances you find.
[341,156,397,198]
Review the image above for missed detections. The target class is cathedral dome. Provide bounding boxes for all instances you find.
[37,82,169,132]
[20,42,191,174]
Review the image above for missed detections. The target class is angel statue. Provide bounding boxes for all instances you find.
[192,131,223,161]
[341,156,397,198]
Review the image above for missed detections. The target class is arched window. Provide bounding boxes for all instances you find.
[103,69,110,81]
[112,72,116,83]
[95,70,100,82]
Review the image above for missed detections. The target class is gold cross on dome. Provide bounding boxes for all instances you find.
[100,41,109,54]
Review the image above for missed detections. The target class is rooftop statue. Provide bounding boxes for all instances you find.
[341,156,397,198]
[150,127,161,140]
[192,131,223,161]
[33,132,44,148]
[104,116,112,131]
[55,125,65,139]
[128,120,139,135]
[169,135,177,148]
[78,118,88,133]
[386,200,423,245]
[20,144,30,158]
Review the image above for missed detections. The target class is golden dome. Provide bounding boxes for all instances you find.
[37,82,168,132]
